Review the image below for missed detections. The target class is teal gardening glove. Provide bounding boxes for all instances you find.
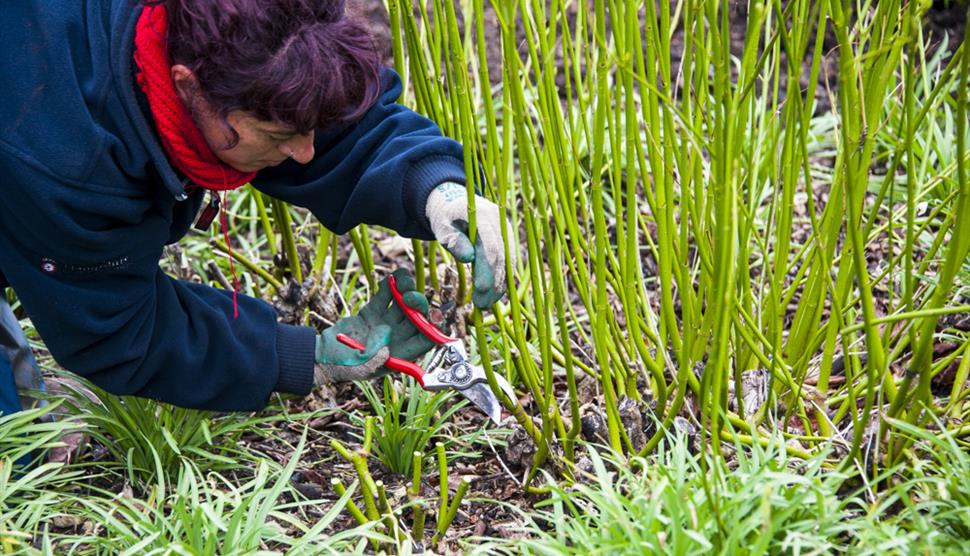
[314,269,436,383]
[425,182,514,308]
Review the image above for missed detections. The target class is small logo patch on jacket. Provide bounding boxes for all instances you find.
[40,257,129,276]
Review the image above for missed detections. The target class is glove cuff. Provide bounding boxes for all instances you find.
[314,346,390,384]
[405,155,467,233]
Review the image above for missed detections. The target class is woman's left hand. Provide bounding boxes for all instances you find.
[425,181,513,308]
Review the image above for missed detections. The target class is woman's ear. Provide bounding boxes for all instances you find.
[170,64,197,104]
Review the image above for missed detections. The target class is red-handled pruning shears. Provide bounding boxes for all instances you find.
[336,275,515,423]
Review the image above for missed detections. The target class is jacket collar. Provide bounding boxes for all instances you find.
[112,0,190,200]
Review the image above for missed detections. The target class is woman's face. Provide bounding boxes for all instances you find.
[172,64,315,172]
[195,110,316,173]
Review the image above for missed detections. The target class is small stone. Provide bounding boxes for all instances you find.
[727,368,770,417]
[672,416,699,454]
[50,515,82,529]
[306,382,338,412]
[573,456,595,477]
[672,416,694,435]
[617,397,646,452]
[502,425,536,469]
[580,406,608,445]
[474,517,487,536]
[576,374,600,404]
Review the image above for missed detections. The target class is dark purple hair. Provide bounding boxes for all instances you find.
[151,0,382,135]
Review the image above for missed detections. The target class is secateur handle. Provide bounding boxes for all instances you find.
[335,333,426,386]
[387,275,456,345]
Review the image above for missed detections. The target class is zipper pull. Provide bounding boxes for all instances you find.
[194,192,220,231]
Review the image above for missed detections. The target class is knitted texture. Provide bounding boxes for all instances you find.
[133,4,255,191]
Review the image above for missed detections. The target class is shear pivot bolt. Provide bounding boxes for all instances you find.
[451,364,472,385]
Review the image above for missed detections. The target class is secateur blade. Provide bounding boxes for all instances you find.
[345,273,518,423]
[421,341,515,424]
[334,331,514,422]
[460,383,506,423]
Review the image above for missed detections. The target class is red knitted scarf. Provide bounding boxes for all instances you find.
[133,4,256,191]
[134,5,247,318]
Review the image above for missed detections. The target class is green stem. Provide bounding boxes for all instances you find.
[331,478,368,526]
[210,239,283,293]
[270,199,303,283]
[434,476,471,543]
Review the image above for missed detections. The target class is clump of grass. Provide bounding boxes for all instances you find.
[0,402,77,467]
[1,405,85,555]
[354,377,467,476]
[844,418,970,554]
[472,422,970,555]
[57,377,282,488]
[58,431,381,554]
[469,431,856,555]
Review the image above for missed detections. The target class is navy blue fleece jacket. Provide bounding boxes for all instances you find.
[0,1,466,411]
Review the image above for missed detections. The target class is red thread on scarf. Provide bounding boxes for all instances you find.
[219,191,240,319]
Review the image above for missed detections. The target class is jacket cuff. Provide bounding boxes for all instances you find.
[274,323,316,396]
[404,155,467,234]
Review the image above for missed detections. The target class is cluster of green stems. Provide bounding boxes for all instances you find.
[329,418,470,549]
[209,0,969,490]
[377,0,970,487]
